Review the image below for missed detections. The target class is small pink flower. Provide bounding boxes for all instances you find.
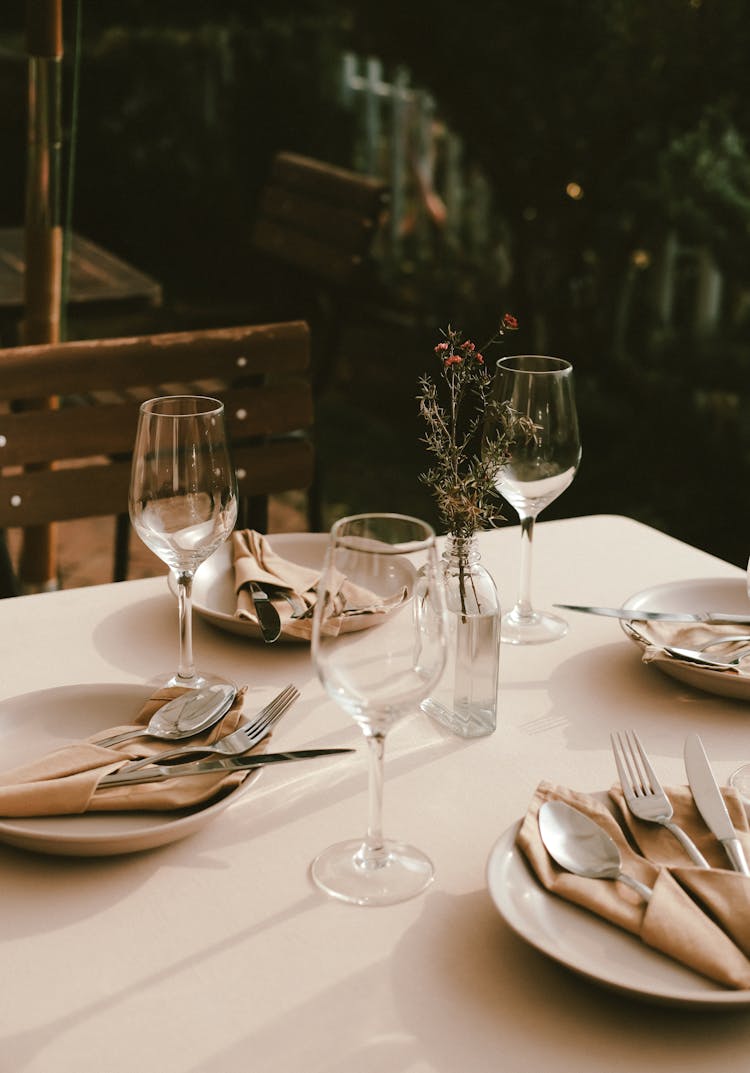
[434,341,449,353]
[444,354,463,367]
[501,313,518,331]
[475,353,484,363]
[461,340,476,352]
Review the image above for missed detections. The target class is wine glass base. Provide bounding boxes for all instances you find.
[145,669,236,692]
[311,838,434,906]
[501,608,569,645]
[729,764,750,805]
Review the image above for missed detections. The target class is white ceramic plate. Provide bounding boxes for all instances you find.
[0,683,256,857]
[177,532,414,643]
[487,820,750,1008]
[620,577,750,701]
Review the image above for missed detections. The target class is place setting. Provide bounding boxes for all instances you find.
[0,395,356,856]
[488,728,750,1008]
[556,574,750,701]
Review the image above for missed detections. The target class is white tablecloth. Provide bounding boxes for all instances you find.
[2,514,750,1072]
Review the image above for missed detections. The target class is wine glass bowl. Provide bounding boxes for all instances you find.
[129,395,238,688]
[311,513,447,906]
[489,355,581,645]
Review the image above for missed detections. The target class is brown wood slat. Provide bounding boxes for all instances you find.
[0,321,310,399]
[233,440,314,497]
[0,402,142,465]
[0,439,314,528]
[252,220,361,288]
[0,461,132,526]
[271,152,387,216]
[0,382,313,468]
[259,186,378,255]
[0,228,163,309]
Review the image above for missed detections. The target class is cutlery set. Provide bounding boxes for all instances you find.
[244,582,311,643]
[100,748,355,788]
[539,729,749,900]
[557,603,750,671]
[98,683,354,789]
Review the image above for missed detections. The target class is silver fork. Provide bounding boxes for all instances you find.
[610,730,710,868]
[117,684,300,774]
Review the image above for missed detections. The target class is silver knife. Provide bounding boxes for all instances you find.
[684,734,750,875]
[99,748,354,788]
[247,582,282,643]
[554,603,750,625]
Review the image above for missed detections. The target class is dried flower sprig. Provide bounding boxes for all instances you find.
[418,314,532,539]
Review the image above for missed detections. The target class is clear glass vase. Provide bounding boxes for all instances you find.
[421,534,500,738]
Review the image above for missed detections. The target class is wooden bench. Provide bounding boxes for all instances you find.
[0,321,313,595]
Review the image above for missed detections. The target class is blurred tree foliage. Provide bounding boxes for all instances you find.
[349,0,750,362]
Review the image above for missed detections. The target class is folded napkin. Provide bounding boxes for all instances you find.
[609,781,750,959]
[0,686,256,818]
[517,780,750,989]
[232,530,405,640]
[627,621,750,674]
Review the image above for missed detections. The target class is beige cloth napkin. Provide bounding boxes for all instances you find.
[627,621,750,674]
[232,530,404,640]
[0,686,257,817]
[517,780,750,989]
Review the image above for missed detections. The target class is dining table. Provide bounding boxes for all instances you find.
[2,512,750,1073]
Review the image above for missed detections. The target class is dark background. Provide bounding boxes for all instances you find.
[1,2,749,566]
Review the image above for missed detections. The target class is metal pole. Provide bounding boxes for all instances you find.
[20,0,63,591]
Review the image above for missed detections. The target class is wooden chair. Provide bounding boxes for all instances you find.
[251,152,388,385]
[0,321,313,595]
[251,151,388,526]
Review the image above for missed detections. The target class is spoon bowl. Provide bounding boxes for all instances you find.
[96,683,237,748]
[538,799,653,902]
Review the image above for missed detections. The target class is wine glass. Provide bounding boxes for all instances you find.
[129,395,238,688]
[489,355,581,644]
[310,513,447,906]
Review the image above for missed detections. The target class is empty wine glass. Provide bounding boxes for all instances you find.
[129,396,238,688]
[489,355,581,644]
[311,513,447,906]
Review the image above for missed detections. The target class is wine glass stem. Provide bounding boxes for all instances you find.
[516,513,536,620]
[361,730,387,868]
[175,570,196,683]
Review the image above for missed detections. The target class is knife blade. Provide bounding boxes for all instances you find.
[99,748,354,788]
[554,603,750,625]
[684,733,750,874]
[247,582,282,643]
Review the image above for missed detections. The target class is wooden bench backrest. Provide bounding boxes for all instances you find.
[0,321,313,529]
[251,152,388,290]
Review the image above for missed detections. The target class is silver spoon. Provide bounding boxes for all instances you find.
[96,683,237,748]
[662,644,750,671]
[538,799,653,902]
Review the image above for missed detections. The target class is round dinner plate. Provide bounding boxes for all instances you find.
[0,683,256,857]
[486,819,750,1008]
[179,532,415,643]
[171,533,328,642]
[621,577,750,702]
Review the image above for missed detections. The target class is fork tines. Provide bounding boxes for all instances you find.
[610,729,658,800]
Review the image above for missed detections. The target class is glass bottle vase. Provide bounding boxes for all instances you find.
[421,534,500,738]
